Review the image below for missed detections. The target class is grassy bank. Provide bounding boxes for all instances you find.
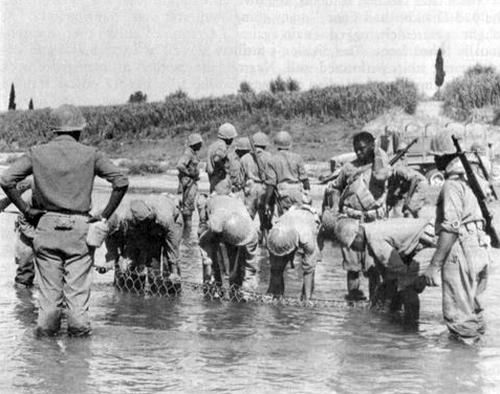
[0,79,417,170]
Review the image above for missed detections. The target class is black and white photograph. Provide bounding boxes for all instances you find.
[1,1,500,393]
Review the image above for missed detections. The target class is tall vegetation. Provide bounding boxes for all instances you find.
[0,79,418,149]
[442,64,500,120]
[128,91,147,104]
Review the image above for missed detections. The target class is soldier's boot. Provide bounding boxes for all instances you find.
[345,271,366,301]
[401,288,420,326]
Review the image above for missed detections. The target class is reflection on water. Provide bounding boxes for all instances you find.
[0,192,499,393]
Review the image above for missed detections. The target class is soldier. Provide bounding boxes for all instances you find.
[228,137,251,198]
[0,180,35,289]
[423,133,490,343]
[176,133,202,236]
[240,131,274,239]
[104,196,182,289]
[386,165,428,218]
[335,217,434,324]
[266,204,321,302]
[0,104,128,337]
[324,131,389,301]
[264,131,310,215]
[197,193,258,296]
[206,122,238,195]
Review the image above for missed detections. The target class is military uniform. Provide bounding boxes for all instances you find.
[105,196,183,278]
[267,205,321,300]
[265,150,308,213]
[435,170,490,340]
[176,146,200,218]
[387,165,427,218]
[197,194,258,292]
[0,133,128,336]
[207,139,233,194]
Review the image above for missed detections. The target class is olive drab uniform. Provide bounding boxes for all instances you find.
[176,146,200,218]
[435,172,490,340]
[0,134,129,336]
[387,165,428,218]
[329,149,389,272]
[197,194,258,292]
[265,150,309,213]
[240,148,273,223]
[227,150,246,196]
[267,205,321,299]
[105,196,183,277]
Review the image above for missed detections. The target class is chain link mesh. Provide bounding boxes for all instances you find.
[111,267,369,309]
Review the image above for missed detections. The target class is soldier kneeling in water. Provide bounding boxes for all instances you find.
[335,217,434,324]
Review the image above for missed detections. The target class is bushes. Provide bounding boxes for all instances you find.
[442,65,500,121]
[0,79,418,150]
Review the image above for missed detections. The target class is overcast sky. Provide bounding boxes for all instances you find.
[1,0,500,110]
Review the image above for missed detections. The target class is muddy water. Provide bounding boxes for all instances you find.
[1,191,500,394]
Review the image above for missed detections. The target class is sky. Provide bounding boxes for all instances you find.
[1,0,500,110]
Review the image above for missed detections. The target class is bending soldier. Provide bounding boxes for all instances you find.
[387,165,427,218]
[197,194,258,297]
[105,196,183,286]
[176,133,202,235]
[0,104,128,337]
[206,123,238,195]
[424,133,490,343]
[264,131,310,215]
[324,131,389,301]
[267,205,321,302]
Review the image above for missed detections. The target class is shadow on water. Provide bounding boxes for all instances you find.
[1,192,500,392]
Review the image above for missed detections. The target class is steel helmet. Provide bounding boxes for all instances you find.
[334,217,359,248]
[130,200,155,223]
[253,131,270,147]
[267,224,299,256]
[221,212,255,246]
[187,133,203,147]
[430,130,456,156]
[234,137,251,151]
[274,131,292,149]
[51,104,87,132]
[218,123,238,139]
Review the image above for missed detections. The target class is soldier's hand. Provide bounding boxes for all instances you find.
[423,264,441,287]
[169,272,181,283]
[88,214,105,223]
[23,208,46,223]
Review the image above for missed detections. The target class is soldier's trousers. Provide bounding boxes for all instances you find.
[442,231,489,341]
[14,232,35,286]
[178,177,198,216]
[33,213,92,336]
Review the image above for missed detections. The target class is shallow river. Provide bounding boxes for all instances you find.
[1,191,500,394]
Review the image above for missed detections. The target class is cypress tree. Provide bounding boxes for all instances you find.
[28,98,34,110]
[8,83,16,110]
[435,48,445,89]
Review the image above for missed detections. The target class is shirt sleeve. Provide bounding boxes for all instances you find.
[439,181,464,234]
[176,151,191,176]
[330,166,347,190]
[0,154,33,188]
[296,155,308,182]
[264,158,277,186]
[94,151,129,189]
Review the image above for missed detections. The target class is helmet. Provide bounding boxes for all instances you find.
[221,212,255,246]
[268,225,299,256]
[187,133,203,147]
[274,131,292,149]
[430,130,455,155]
[51,104,87,132]
[253,131,270,147]
[218,123,238,139]
[130,200,155,223]
[334,218,359,248]
[234,137,250,151]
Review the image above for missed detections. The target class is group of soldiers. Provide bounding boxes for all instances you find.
[0,104,491,344]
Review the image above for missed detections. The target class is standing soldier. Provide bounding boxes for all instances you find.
[264,131,310,216]
[228,137,251,198]
[206,122,238,195]
[240,131,273,240]
[424,133,490,343]
[0,104,129,337]
[324,131,389,301]
[176,133,202,236]
[267,204,321,302]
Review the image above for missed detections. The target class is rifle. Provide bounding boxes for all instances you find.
[474,151,498,200]
[452,135,500,248]
[317,137,419,185]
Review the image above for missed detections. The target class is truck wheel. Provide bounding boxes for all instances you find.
[426,169,445,187]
